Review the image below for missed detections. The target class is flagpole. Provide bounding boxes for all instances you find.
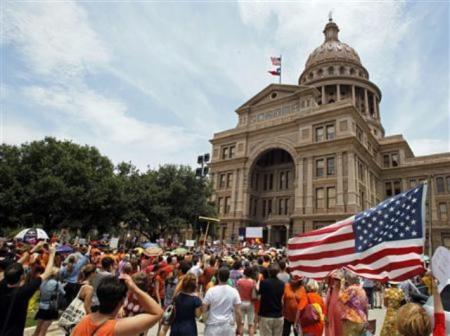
[279,54,282,84]
[427,176,433,257]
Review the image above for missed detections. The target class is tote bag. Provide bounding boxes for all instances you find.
[58,286,86,329]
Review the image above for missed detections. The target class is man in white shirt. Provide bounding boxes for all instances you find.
[203,267,243,336]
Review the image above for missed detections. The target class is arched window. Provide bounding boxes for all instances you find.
[350,68,355,75]
[318,69,323,76]
[328,66,334,75]
[339,66,345,75]
[309,72,314,79]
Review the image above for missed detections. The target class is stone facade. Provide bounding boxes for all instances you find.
[209,19,450,251]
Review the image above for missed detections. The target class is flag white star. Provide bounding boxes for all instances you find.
[412,231,417,236]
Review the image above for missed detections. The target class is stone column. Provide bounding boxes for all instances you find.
[294,159,304,212]
[305,157,314,214]
[364,89,370,116]
[235,168,245,214]
[365,168,371,208]
[231,169,237,214]
[321,86,326,105]
[267,225,272,245]
[285,224,290,246]
[347,153,357,211]
[336,152,344,212]
[372,95,378,119]
[352,85,356,106]
[337,84,341,101]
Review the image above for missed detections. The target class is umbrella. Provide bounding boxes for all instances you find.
[15,228,49,244]
[172,247,188,256]
[144,246,163,257]
[56,245,73,253]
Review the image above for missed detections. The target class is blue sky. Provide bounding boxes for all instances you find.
[2,1,449,170]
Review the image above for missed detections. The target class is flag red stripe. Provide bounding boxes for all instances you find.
[288,247,355,262]
[288,232,354,250]
[288,246,423,273]
[290,256,423,274]
[294,220,352,238]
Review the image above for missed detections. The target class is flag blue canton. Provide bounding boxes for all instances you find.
[353,184,425,252]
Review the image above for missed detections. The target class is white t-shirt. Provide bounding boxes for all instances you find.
[204,284,241,326]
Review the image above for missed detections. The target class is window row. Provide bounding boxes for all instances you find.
[315,186,336,209]
[314,123,335,142]
[436,176,450,194]
[385,180,401,198]
[217,196,231,215]
[250,171,292,191]
[221,144,236,160]
[249,197,292,218]
[218,172,233,189]
[316,157,335,177]
[302,66,367,83]
[439,202,449,222]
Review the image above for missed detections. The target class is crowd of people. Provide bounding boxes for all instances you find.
[0,238,447,336]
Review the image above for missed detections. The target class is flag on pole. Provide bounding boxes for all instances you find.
[288,184,427,281]
[271,56,281,66]
[268,67,281,76]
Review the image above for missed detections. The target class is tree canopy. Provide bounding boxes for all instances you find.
[0,137,215,238]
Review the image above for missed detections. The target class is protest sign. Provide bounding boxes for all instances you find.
[110,237,119,250]
[246,227,263,238]
[432,246,450,292]
[186,239,195,247]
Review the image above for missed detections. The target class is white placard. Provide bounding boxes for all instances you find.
[109,237,119,250]
[246,227,263,238]
[186,240,196,247]
[432,246,450,292]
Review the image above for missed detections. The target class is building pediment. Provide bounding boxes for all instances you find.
[237,84,311,112]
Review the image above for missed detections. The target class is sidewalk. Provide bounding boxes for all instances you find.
[25,308,387,336]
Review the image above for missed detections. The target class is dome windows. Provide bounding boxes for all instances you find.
[328,66,334,75]
[339,66,346,75]
[318,68,324,77]
[350,68,356,75]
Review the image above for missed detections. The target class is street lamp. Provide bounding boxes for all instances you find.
[196,153,210,178]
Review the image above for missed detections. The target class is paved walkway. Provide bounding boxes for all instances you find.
[25,308,387,336]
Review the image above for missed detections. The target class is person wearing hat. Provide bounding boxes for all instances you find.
[380,281,405,336]
[325,269,344,336]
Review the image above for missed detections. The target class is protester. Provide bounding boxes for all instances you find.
[0,243,56,336]
[237,266,257,336]
[339,271,368,336]
[282,275,306,336]
[362,278,375,309]
[396,277,446,336]
[258,264,285,336]
[203,267,243,336]
[301,279,326,336]
[77,264,98,314]
[325,270,344,336]
[33,266,65,336]
[169,273,202,336]
[277,260,290,284]
[380,282,405,336]
[72,274,163,336]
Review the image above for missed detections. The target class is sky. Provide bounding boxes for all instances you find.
[1,1,449,170]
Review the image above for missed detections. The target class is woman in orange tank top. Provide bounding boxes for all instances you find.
[72,274,163,336]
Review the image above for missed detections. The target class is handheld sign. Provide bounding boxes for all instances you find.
[432,246,450,292]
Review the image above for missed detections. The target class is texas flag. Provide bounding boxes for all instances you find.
[268,67,281,76]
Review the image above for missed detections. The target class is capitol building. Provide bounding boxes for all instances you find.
[209,19,450,250]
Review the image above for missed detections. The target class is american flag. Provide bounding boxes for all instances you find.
[288,184,427,281]
[271,56,281,66]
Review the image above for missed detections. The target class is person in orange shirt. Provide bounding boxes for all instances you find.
[301,279,326,336]
[282,276,307,336]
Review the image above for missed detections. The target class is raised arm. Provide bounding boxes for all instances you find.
[40,244,56,281]
[115,274,163,336]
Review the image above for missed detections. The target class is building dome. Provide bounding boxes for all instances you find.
[299,19,369,84]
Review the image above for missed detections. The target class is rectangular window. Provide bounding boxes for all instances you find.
[326,125,335,140]
[279,172,285,190]
[226,173,233,188]
[315,127,324,142]
[222,147,229,160]
[439,203,448,221]
[253,199,257,216]
[327,158,335,176]
[316,159,324,177]
[269,174,274,190]
[263,174,268,191]
[447,177,450,193]
[262,200,266,217]
[219,174,226,188]
[391,153,399,167]
[394,181,401,195]
[229,146,235,158]
[327,187,336,208]
[315,188,325,209]
[383,154,390,168]
[267,199,272,215]
[224,197,231,214]
[360,190,365,207]
[436,177,445,193]
[358,162,364,181]
[217,197,223,214]
[284,198,289,215]
[385,182,393,197]
[285,171,290,189]
[278,199,284,215]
